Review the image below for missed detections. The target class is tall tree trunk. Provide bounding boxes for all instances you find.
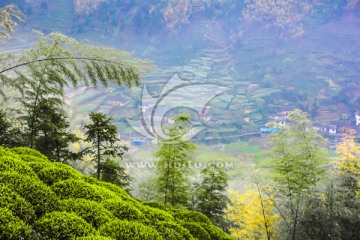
[97,135,101,179]
[257,184,271,240]
[56,140,60,162]
[292,194,301,240]
[29,83,41,148]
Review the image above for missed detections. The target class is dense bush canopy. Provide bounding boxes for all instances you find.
[0,147,234,239]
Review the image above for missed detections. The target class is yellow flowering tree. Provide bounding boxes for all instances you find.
[333,133,360,203]
[226,186,279,239]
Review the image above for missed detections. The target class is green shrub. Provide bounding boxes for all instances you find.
[154,221,194,240]
[10,147,48,161]
[199,223,234,240]
[52,162,81,175]
[0,147,18,158]
[143,201,167,211]
[18,155,49,163]
[26,161,53,174]
[100,219,164,240]
[38,166,81,185]
[83,176,132,200]
[0,207,31,239]
[35,211,95,239]
[154,227,185,240]
[102,199,145,221]
[137,205,174,223]
[0,171,59,216]
[172,209,212,225]
[0,185,35,223]
[181,222,211,240]
[77,235,113,240]
[0,155,38,179]
[52,179,118,202]
[59,198,113,229]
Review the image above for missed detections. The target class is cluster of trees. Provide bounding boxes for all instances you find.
[0,4,150,188]
[137,113,231,232]
[226,110,360,240]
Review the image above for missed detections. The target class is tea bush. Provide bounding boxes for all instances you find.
[35,211,94,239]
[100,219,164,240]
[0,207,31,239]
[59,198,113,228]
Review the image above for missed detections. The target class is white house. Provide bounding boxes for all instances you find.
[356,110,360,126]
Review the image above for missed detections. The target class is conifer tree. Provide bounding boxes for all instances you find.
[84,112,130,188]
[154,113,196,207]
[194,164,230,231]
[27,99,80,162]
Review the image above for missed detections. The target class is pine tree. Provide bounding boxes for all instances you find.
[194,164,230,231]
[28,99,81,162]
[84,112,130,188]
[154,113,196,207]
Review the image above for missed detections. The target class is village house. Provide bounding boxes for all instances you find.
[356,110,360,126]
[271,106,296,127]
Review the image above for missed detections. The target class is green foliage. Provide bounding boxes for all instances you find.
[181,222,211,240]
[87,179,133,201]
[0,5,23,39]
[84,112,129,184]
[26,100,81,162]
[193,164,230,230]
[138,205,174,222]
[26,161,53,174]
[102,199,145,221]
[0,207,31,239]
[77,235,113,240]
[0,147,231,239]
[270,109,329,239]
[100,219,164,240]
[172,209,212,225]
[10,147,48,161]
[199,223,235,240]
[154,221,194,240]
[38,166,81,185]
[0,171,59,216]
[51,179,118,202]
[101,158,132,191]
[143,201,167,210]
[271,110,327,193]
[0,110,23,147]
[35,211,95,239]
[0,155,38,179]
[0,30,150,159]
[0,146,16,157]
[0,185,35,223]
[59,198,113,229]
[154,114,196,207]
[17,155,49,163]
